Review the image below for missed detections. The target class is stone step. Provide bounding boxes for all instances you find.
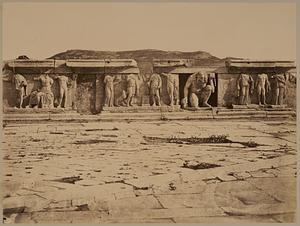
[3,109,295,123]
[215,111,266,115]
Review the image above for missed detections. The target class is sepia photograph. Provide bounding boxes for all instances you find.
[1,1,297,224]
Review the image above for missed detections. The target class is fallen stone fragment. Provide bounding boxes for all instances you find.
[54,176,83,184]
[73,139,117,144]
[75,204,90,211]
[182,161,221,170]
[203,177,222,184]
[49,131,64,134]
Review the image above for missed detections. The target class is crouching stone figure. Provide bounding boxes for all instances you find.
[182,71,214,108]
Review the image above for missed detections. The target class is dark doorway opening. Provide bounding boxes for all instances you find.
[179,74,190,105]
[208,73,218,107]
[178,73,218,107]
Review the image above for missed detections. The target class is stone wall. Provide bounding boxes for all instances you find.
[76,74,96,114]
[285,77,297,109]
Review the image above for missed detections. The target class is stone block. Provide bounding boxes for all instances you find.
[173,215,277,223]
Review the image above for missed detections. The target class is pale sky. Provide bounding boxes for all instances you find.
[2,2,296,60]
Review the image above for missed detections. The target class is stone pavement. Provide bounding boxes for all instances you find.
[2,119,297,223]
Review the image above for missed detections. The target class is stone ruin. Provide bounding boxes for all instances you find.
[2,58,297,114]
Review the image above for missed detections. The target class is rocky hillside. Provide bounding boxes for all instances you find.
[49,49,242,75]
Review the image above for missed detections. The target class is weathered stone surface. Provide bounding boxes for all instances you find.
[271,213,296,223]
[2,119,296,223]
[173,215,278,223]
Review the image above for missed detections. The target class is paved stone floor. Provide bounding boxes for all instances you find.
[2,119,297,223]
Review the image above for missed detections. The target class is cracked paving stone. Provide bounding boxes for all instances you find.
[2,120,296,223]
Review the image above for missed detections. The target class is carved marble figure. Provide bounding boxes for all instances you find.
[125,74,138,107]
[161,73,179,106]
[29,74,54,108]
[236,73,254,105]
[103,75,115,107]
[182,71,214,108]
[12,73,28,108]
[271,74,287,105]
[149,73,162,106]
[255,73,270,106]
[53,75,69,108]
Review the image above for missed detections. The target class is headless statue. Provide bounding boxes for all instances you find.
[125,74,138,107]
[53,75,69,108]
[161,73,179,106]
[30,74,54,108]
[271,74,287,105]
[236,74,254,105]
[103,75,115,107]
[149,73,162,106]
[255,73,270,106]
[12,73,27,108]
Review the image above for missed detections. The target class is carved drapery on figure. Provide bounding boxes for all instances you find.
[103,75,115,107]
[124,74,139,107]
[29,74,54,109]
[236,73,254,105]
[270,74,287,105]
[182,71,214,108]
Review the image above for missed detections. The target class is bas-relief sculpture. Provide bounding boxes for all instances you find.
[103,75,115,107]
[271,74,287,105]
[109,74,138,107]
[255,73,270,106]
[182,71,215,108]
[9,72,72,109]
[8,70,292,111]
[125,74,139,107]
[236,73,289,106]
[161,73,179,106]
[29,74,54,109]
[236,73,254,105]
[53,75,70,108]
[12,73,28,108]
[149,73,162,106]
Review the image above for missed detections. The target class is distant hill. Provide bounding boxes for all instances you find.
[49,49,243,75]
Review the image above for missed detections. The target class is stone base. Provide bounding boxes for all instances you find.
[231,104,267,110]
[3,107,76,114]
[267,105,288,109]
[102,105,181,113]
[183,107,212,111]
[231,104,288,110]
